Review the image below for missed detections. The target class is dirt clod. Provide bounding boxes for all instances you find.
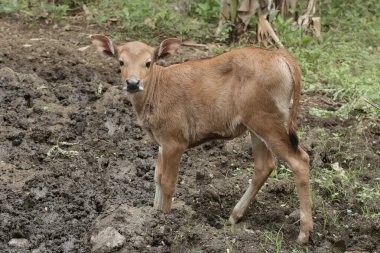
[8,238,29,248]
[91,227,126,253]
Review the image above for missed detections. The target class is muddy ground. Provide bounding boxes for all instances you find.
[0,17,379,253]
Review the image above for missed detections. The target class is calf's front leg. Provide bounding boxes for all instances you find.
[153,142,185,213]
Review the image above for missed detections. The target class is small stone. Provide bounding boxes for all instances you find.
[31,187,48,200]
[333,239,346,253]
[133,235,145,248]
[195,171,205,181]
[63,25,71,31]
[91,227,126,253]
[314,240,333,253]
[287,209,300,223]
[8,238,29,248]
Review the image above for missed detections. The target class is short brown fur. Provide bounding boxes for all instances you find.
[91,35,313,244]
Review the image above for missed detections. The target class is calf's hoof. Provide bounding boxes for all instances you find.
[296,231,309,244]
[229,211,242,225]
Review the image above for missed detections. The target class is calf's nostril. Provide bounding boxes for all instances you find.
[126,78,140,85]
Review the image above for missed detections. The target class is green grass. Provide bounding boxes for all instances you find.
[284,0,380,120]
[0,0,221,44]
[270,164,293,182]
[0,0,70,19]
[262,226,284,253]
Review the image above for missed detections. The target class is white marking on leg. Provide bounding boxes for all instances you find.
[230,181,254,223]
[300,211,305,221]
[159,146,162,154]
[154,184,162,209]
[154,146,163,210]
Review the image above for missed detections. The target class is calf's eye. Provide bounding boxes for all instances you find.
[145,61,151,68]
[119,60,124,66]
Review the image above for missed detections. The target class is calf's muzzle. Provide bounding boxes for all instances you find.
[125,78,143,92]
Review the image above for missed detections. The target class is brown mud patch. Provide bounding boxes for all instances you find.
[0,18,379,252]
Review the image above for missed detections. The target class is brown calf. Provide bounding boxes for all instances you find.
[91,35,313,243]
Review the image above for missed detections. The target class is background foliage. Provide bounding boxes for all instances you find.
[1,0,379,121]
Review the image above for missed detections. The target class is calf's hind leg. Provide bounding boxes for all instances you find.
[280,146,312,244]
[246,120,313,244]
[230,132,276,224]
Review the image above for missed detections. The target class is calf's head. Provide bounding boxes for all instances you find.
[91,35,181,93]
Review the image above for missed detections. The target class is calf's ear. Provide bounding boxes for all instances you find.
[155,38,181,59]
[90,35,118,58]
